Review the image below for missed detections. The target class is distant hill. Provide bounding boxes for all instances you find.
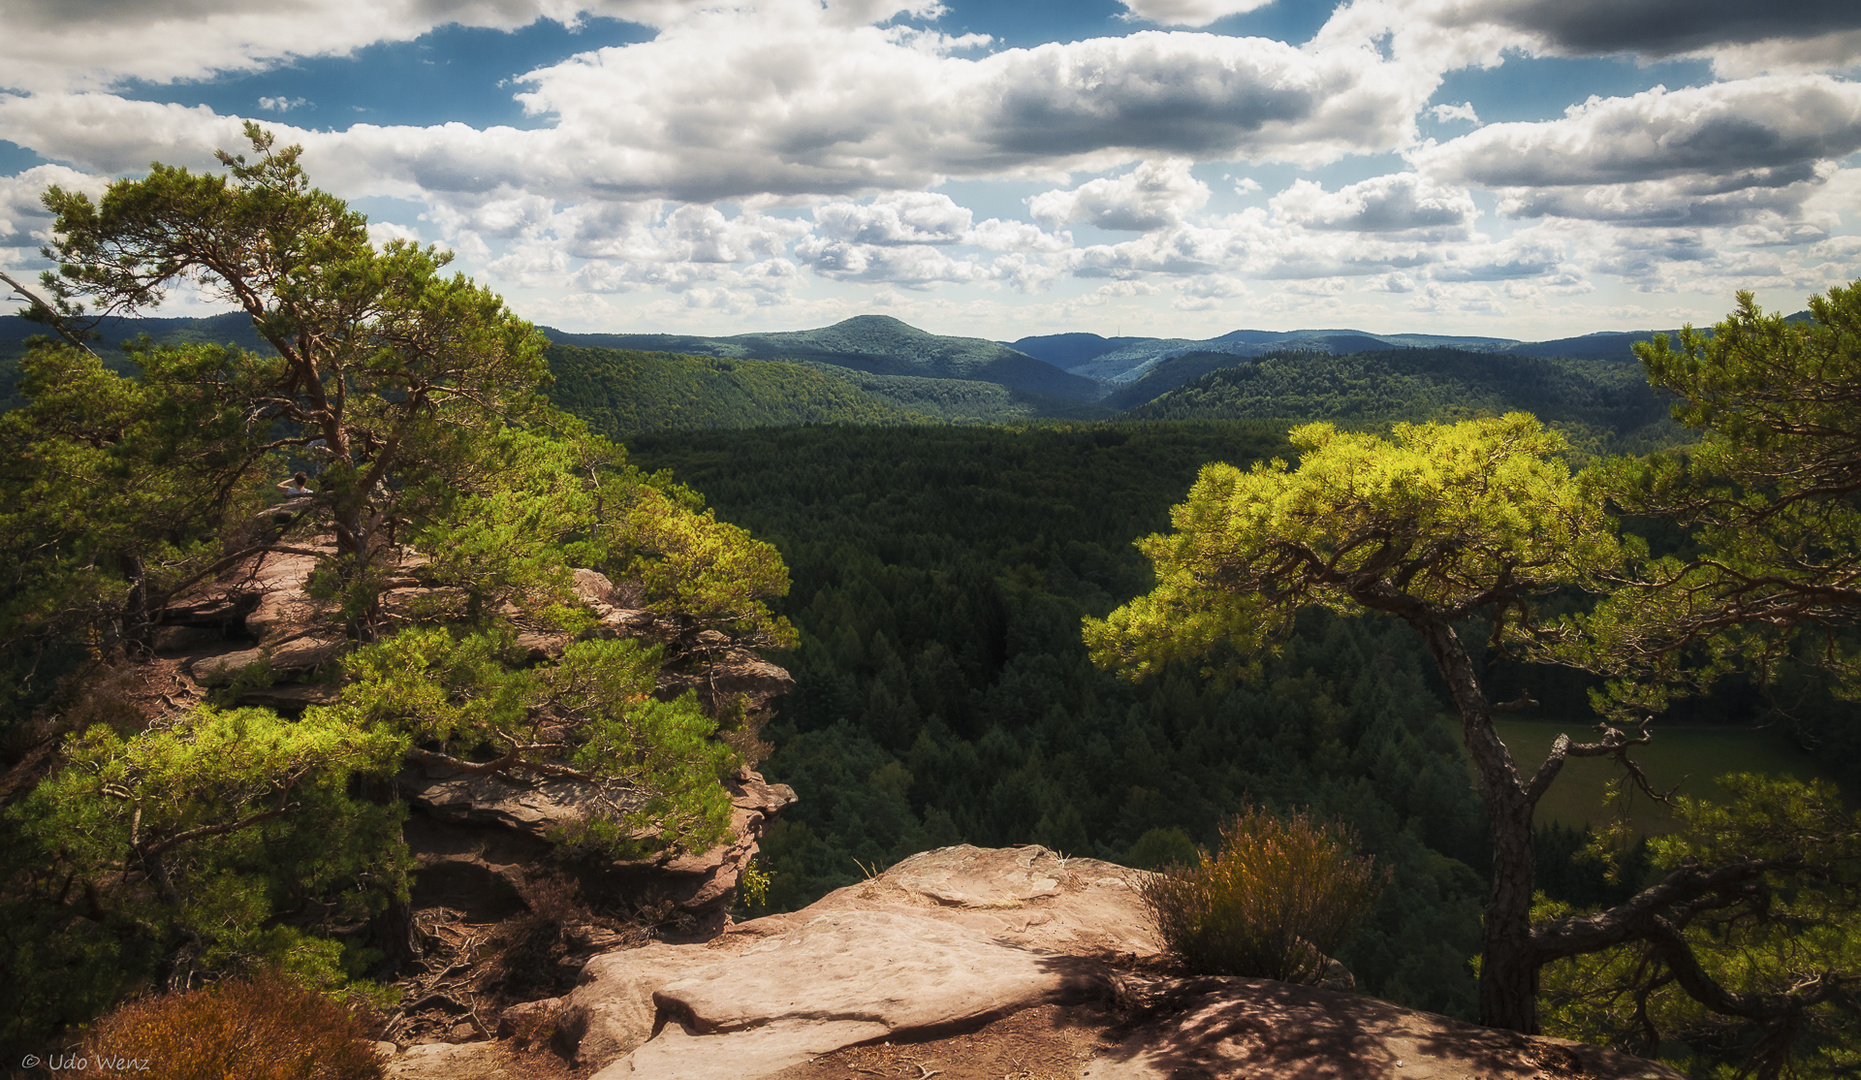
[543,343,913,437]
[546,315,1103,402]
[1503,331,1668,362]
[1119,346,1679,450]
[1,312,274,409]
[1041,327,1519,384]
[1005,332,1153,371]
[1098,349,1279,412]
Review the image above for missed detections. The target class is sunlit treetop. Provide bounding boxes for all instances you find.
[1086,413,1624,682]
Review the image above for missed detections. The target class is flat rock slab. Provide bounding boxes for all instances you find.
[599,909,1099,1080]
[887,844,1067,907]
[1080,977,1687,1080]
[662,909,1096,1033]
[741,844,1160,961]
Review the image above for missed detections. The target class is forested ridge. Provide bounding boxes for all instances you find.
[541,342,913,434]
[1119,346,1681,451]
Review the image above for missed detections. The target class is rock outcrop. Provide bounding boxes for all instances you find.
[148,540,797,936]
[402,762,795,932]
[380,844,1686,1080]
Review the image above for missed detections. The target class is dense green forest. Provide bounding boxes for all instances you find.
[1121,346,1681,451]
[629,421,1501,1018]
[627,365,1861,1062]
[537,342,1109,433]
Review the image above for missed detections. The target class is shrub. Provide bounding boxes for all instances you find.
[1138,808,1382,983]
[80,970,385,1080]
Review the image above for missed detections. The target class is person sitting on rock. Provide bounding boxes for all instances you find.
[277,471,313,497]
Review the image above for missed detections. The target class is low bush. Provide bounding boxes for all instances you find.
[80,970,384,1080]
[1139,808,1382,983]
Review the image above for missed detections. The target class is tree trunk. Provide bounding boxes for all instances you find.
[1480,796,1540,1031]
[1406,612,1542,1033]
[361,775,422,973]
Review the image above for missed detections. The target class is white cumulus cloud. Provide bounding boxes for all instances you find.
[1118,0,1277,29]
[1414,76,1861,227]
[1270,173,1476,238]
[1030,159,1211,232]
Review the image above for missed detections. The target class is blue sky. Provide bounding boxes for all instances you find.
[3,0,1860,341]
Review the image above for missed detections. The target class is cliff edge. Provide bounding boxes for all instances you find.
[384,845,1684,1080]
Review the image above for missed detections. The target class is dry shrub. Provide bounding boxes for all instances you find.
[1139,808,1382,983]
[81,970,385,1080]
[479,873,632,1006]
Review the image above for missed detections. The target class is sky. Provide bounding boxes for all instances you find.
[2,0,1860,342]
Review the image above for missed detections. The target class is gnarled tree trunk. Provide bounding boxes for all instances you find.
[1406,611,1544,1032]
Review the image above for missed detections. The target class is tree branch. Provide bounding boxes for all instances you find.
[1,268,102,358]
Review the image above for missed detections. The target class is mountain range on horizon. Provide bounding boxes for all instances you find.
[0,309,1692,379]
[0,309,1721,433]
[538,313,1688,392]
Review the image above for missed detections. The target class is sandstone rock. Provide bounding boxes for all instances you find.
[572,845,1139,1079]
[231,682,339,713]
[515,628,574,662]
[1077,975,1687,1080]
[595,909,1100,1080]
[563,941,751,1065]
[496,997,561,1038]
[660,910,1098,1034]
[572,568,656,634]
[188,634,344,684]
[403,767,618,837]
[241,549,325,639]
[150,625,226,654]
[656,653,795,715]
[402,813,550,922]
[565,845,1681,1080]
[613,1020,888,1080]
[188,648,267,685]
[571,567,623,607]
[400,763,795,931]
[741,844,1160,961]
